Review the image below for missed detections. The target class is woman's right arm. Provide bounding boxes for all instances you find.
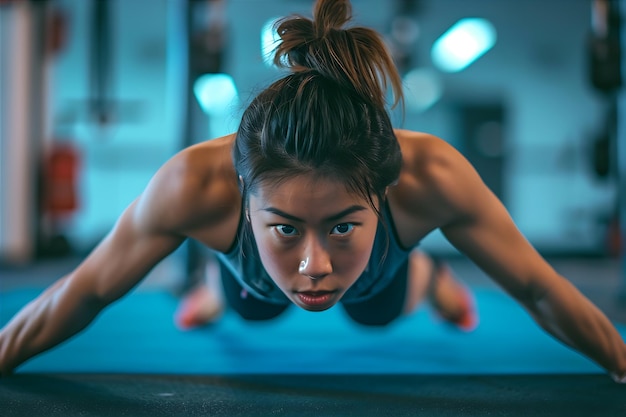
[0,156,194,376]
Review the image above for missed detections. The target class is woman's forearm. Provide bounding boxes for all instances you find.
[528,277,626,380]
[0,275,106,375]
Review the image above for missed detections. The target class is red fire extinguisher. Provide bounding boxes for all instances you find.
[43,142,80,218]
[607,215,622,258]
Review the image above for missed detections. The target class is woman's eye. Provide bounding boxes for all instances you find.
[275,225,298,237]
[331,223,354,235]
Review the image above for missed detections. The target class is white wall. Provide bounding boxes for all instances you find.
[0,3,37,263]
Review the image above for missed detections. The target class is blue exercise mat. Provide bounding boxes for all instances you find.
[2,286,622,375]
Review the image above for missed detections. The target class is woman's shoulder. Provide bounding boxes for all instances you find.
[160,133,237,197]
[175,134,237,181]
[393,129,464,185]
[394,128,454,155]
[387,129,478,243]
[137,134,240,238]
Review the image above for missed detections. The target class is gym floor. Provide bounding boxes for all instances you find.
[1,255,625,416]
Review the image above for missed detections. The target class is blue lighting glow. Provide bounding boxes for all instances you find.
[193,73,239,115]
[403,68,443,112]
[431,18,496,73]
[261,17,282,67]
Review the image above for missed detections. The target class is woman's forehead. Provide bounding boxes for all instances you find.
[255,175,353,200]
[250,174,375,215]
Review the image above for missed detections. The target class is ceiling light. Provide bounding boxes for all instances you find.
[431,18,496,73]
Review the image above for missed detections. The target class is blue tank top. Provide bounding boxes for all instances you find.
[215,202,412,304]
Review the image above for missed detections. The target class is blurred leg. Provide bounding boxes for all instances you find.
[174,254,224,330]
[406,250,479,331]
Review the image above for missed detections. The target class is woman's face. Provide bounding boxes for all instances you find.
[248,174,379,311]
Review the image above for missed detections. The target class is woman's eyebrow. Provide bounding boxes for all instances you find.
[262,205,368,223]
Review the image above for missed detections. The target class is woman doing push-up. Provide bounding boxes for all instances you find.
[1,0,625,382]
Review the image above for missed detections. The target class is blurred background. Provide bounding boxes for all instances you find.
[0,0,624,291]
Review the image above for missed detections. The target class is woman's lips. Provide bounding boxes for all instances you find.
[296,291,335,307]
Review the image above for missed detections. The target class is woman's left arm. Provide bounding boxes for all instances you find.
[425,138,626,382]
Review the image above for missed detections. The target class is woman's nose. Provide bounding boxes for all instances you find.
[298,238,332,279]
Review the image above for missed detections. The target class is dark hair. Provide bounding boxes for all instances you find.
[233,0,404,215]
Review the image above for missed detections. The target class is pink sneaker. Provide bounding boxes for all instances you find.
[174,285,224,330]
[429,260,479,332]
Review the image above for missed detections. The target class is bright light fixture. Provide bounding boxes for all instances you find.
[431,18,496,73]
[193,73,239,115]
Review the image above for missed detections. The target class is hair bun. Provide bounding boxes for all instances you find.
[272,0,403,109]
[273,0,352,70]
[313,0,352,37]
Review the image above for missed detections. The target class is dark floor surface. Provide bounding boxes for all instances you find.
[1,373,625,417]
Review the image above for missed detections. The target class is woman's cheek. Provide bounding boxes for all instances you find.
[256,235,294,281]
